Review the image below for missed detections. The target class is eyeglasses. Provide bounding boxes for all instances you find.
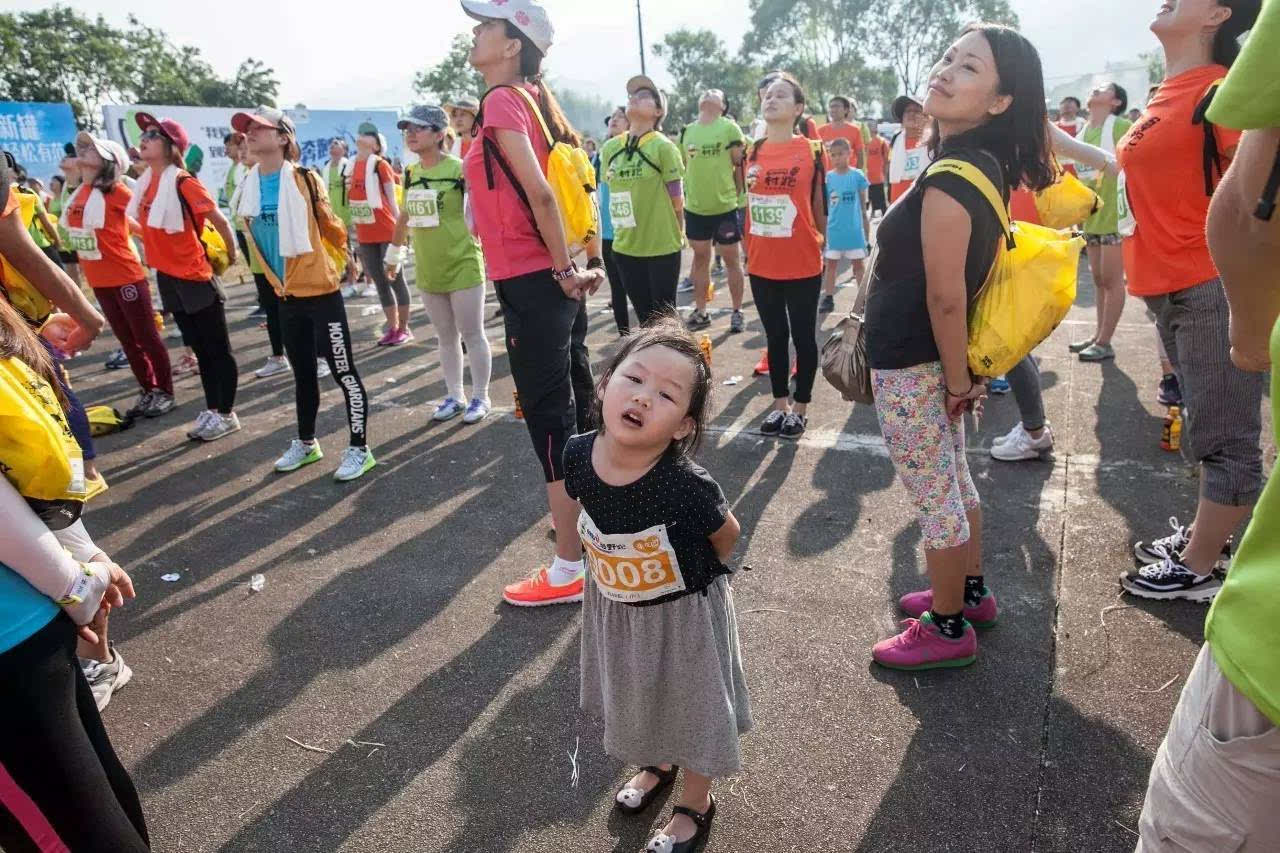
[140,129,167,142]
[73,141,95,154]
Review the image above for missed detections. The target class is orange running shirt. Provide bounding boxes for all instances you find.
[349,156,398,244]
[818,123,866,162]
[65,183,146,287]
[744,137,827,280]
[1118,64,1240,297]
[138,172,215,282]
[864,136,889,184]
[889,132,926,203]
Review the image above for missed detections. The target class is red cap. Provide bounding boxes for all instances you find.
[135,112,190,153]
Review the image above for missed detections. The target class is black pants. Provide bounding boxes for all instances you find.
[357,242,411,309]
[602,238,629,335]
[571,299,594,431]
[235,232,260,311]
[0,615,149,852]
[750,274,821,403]
[280,291,369,447]
[495,269,581,482]
[158,273,238,414]
[614,250,681,327]
[255,274,283,357]
[868,183,887,214]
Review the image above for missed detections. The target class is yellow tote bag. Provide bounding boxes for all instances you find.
[1034,165,1101,229]
[926,159,1084,377]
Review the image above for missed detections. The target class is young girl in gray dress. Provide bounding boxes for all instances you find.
[565,315,751,853]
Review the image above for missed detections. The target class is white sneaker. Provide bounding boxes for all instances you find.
[316,359,331,379]
[432,397,465,421]
[992,419,1051,447]
[990,422,1054,461]
[462,397,491,424]
[186,410,216,439]
[255,355,291,378]
[334,445,376,482]
[340,284,358,298]
[274,439,323,472]
[196,411,241,442]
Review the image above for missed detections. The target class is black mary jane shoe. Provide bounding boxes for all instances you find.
[643,795,716,852]
[615,765,680,815]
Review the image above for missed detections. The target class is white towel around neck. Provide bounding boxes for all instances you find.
[125,164,184,233]
[235,162,313,258]
[322,157,349,186]
[62,184,108,231]
[361,155,384,210]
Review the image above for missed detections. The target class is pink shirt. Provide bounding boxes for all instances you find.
[463,84,553,281]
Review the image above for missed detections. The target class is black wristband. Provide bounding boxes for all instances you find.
[946,384,974,397]
[586,257,604,271]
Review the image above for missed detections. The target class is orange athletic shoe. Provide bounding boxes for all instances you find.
[753,350,770,376]
[502,568,584,607]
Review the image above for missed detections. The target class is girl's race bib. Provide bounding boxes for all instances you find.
[67,227,100,261]
[349,199,375,225]
[577,511,687,604]
[748,193,798,238]
[902,148,927,181]
[609,191,637,229]
[405,188,440,229]
[1116,170,1136,237]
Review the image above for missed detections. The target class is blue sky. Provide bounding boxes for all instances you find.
[14,0,1161,109]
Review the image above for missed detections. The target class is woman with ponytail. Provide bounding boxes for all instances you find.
[1118,0,1264,605]
[461,0,606,609]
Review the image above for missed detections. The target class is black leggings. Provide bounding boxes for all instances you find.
[0,615,149,852]
[495,270,582,482]
[750,273,821,403]
[255,273,283,357]
[163,289,238,414]
[280,291,369,447]
[571,299,594,431]
[357,242,411,309]
[614,250,681,326]
[602,239,629,335]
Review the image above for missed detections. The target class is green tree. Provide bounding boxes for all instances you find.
[868,0,1020,97]
[653,29,759,129]
[1140,49,1166,85]
[740,0,888,112]
[554,87,615,142]
[413,34,486,105]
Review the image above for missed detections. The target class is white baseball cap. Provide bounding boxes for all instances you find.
[460,0,554,55]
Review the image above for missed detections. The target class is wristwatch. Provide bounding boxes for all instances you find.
[551,261,579,282]
[585,257,605,271]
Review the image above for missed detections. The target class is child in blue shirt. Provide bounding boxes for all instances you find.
[820,137,870,313]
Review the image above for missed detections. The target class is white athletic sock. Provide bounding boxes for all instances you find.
[547,556,584,586]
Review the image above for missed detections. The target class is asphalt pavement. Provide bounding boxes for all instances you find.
[72,254,1274,853]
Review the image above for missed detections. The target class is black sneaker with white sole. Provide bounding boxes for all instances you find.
[760,410,785,435]
[818,293,835,314]
[779,412,806,438]
[1133,517,1232,568]
[1121,555,1223,602]
[686,310,711,330]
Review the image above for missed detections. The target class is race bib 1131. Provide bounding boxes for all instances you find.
[349,199,375,225]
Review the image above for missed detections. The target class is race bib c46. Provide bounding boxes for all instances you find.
[748,193,798,238]
[610,191,637,229]
[67,227,100,261]
[577,511,687,604]
[349,199,375,225]
[405,188,440,229]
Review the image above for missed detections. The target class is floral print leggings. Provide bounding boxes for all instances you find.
[872,361,979,550]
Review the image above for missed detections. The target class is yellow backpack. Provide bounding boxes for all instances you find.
[0,356,86,503]
[1034,162,1102,229]
[0,188,55,326]
[479,85,599,255]
[176,175,231,276]
[925,158,1084,377]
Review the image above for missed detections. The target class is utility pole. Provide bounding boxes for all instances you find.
[636,0,647,75]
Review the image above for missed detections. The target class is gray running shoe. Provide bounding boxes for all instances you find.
[81,644,132,711]
[196,412,241,442]
[126,390,154,418]
[143,391,175,418]
[729,310,745,334]
[686,310,711,330]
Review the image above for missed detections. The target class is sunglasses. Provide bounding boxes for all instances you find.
[140,129,168,142]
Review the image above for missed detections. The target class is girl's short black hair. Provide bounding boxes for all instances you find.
[1108,83,1129,116]
[590,310,713,458]
[929,23,1056,193]
[1213,0,1261,67]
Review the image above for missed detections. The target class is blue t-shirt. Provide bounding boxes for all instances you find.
[0,562,59,654]
[249,170,285,284]
[826,168,870,251]
[595,154,614,241]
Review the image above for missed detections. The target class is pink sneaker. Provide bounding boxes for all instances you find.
[376,329,398,346]
[899,588,999,628]
[386,329,412,346]
[872,612,977,671]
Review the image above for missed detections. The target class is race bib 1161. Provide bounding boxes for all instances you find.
[405,188,440,229]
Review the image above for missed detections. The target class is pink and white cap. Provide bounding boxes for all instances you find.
[460,0,554,55]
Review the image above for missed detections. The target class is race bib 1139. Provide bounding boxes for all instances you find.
[748,193,798,239]
[577,511,687,604]
[349,199,375,225]
[67,227,100,261]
